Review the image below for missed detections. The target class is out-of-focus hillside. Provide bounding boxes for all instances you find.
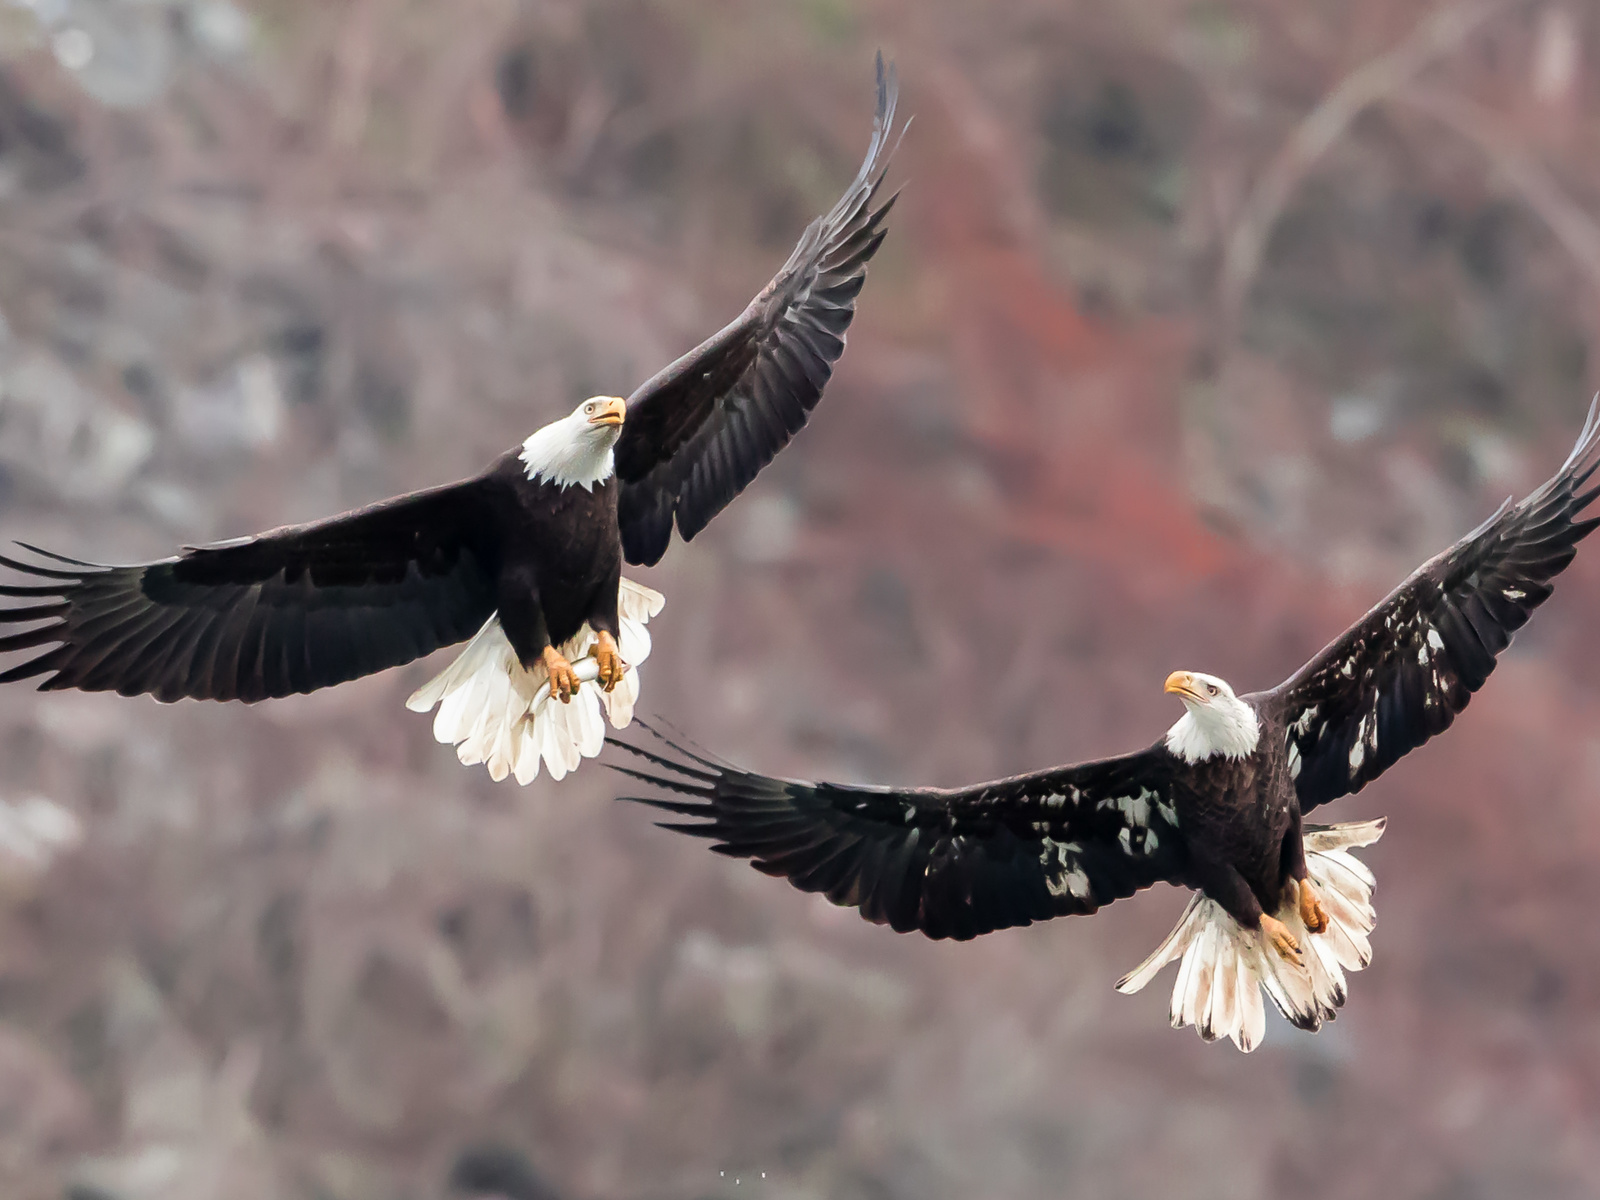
[0,1,1599,1197]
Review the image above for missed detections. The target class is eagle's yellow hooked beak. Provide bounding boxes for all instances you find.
[587,396,627,427]
[1164,671,1205,703]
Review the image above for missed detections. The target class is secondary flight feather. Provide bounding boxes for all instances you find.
[613,401,1600,1050]
[0,56,903,784]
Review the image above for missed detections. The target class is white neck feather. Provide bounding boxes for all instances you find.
[519,416,618,491]
[1164,700,1261,764]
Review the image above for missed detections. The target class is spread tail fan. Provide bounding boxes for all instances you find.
[1116,818,1384,1052]
[406,579,665,784]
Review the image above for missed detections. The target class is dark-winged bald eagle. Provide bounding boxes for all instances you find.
[0,59,902,784]
[613,402,1600,1051]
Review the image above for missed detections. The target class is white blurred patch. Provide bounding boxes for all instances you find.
[50,25,91,69]
[46,2,170,108]
[0,348,156,499]
[16,0,253,108]
[1461,426,1523,486]
[1328,393,1387,444]
[734,492,800,563]
[134,478,210,533]
[0,794,82,879]
[172,354,284,453]
[188,2,249,56]
[1533,6,1580,104]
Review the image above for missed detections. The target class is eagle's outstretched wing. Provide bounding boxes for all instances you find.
[614,54,902,566]
[0,478,502,702]
[609,724,1186,941]
[1269,400,1600,813]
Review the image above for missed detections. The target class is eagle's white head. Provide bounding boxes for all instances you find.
[1162,670,1261,764]
[520,396,627,490]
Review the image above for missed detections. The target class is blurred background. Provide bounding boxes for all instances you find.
[0,0,1598,1196]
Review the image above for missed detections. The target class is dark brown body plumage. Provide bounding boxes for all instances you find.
[1169,720,1300,930]
[482,455,621,664]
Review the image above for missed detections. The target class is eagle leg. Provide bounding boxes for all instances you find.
[593,630,624,692]
[541,645,581,703]
[1260,914,1302,963]
[1297,878,1329,934]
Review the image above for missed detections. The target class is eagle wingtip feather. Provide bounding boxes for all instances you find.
[0,552,80,581]
[12,542,99,569]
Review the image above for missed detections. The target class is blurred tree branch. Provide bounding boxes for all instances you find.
[1213,0,1517,358]
[330,0,382,151]
[1395,84,1600,317]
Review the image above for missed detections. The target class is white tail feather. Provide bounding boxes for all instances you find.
[1116,818,1385,1052]
[406,578,665,784]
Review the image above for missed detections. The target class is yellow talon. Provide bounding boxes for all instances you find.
[541,646,580,703]
[1298,879,1329,934]
[593,630,624,692]
[1261,914,1302,963]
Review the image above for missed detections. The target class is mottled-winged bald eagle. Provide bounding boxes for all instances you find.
[0,59,902,784]
[613,402,1600,1051]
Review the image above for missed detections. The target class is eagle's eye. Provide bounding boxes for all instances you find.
[584,402,596,414]
[1206,683,1219,696]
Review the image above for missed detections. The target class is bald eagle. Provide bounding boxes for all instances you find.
[612,402,1600,1051]
[0,59,902,784]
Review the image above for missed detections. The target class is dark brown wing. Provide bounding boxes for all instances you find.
[0,478,502,702]
[614,54,902,566]
[609,723,1186,941]
[1269,400,1600,813]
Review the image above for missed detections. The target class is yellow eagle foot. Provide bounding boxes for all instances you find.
[541,646,580,703]
[1260,914,1302,963]
[593,630,625,692]
[1298,878,1329,934]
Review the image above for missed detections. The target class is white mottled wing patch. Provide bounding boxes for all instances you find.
[1277,405,1600,811]
[1282,605,1458,806]
[611,739,1184,941]
[1039,838,1091,900]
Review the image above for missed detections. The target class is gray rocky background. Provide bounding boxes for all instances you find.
[0,1,1599,1197]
